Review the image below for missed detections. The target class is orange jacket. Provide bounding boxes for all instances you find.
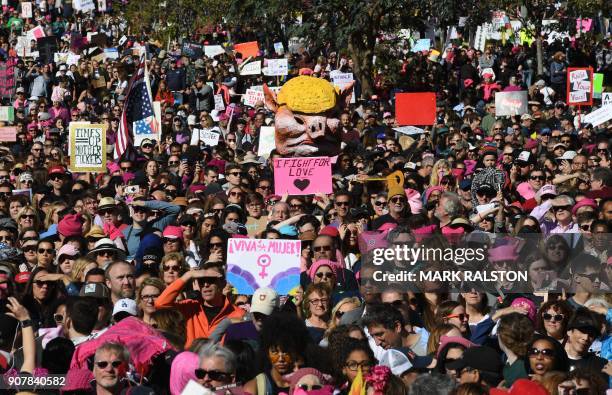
[155,278,245,347]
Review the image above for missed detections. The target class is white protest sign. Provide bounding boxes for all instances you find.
[226,238,301,295]
[583,105,612,127]
[332,72,354,85]
[393,126,425,135]
[21,2,32,18]
[602,92,612,107]
[26,26,45,42]
[73,0,96,12]
[69,123,106,172]
[274,42,284,55]
[190,129,220,147]
[153,102,162,137]
[214,94,225,111]
[265,58,288,76]
[240,61,261,76]
[204,45,225,58]
[258,126,276,158]
[97,0,107,12]
[573,81,590,91]
[569,69,588,83]
[569,91,587,103]
[242,88,265,107]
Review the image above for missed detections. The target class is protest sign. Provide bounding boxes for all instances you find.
[274,42,284,55]
[395,92,436,125]
[411,39,431,52]
[97,0,107,12]
[273,157,332,195]
[69,123,106,172]
[593,73,603,99]
[0,106,14,122]
[12,188,32,203]
[0,59,16,98]
[226,238,301,295]
[602,92,611,107]
[214,94,225,111]
[583,104,612,127]
[26,26,45,41]
[37,36,59,65]
[234,41,260,58]
[240,61,261,76]
[495,91,528,116]
[393,126,425,136]
[181,41,204,59]
[330,72,356,103]
[0,127,16,142]
[204,45,225,58]
[190,129,221,147]
[265,58,288,76]
[257,126,276,158]
[74,0,96,12]
[104,48,119,60]
[242,88,265,107]
[566,67,593,106]
[21,2,32,18]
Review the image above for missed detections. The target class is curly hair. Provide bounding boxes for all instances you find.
[332,337,375,385]
[535,299,572,336]
[259,311,313,371]
[498,313,534,357]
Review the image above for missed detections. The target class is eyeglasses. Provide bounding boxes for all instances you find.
[542,313,564,322]
[374,201,386,207]
[577,272,600,282]
[345,361,373,371]
[553,205,571,212]
[163,265,181,272]
[530,176,545,180]
[528,348,555,358]
[390,196,407,204]
[445,313,469,321]
[335,201,350,207]
[163,238,180,243]
[95,360,123,369]
[313,245,332,253]
[38,248,55,254]
[298,384,323,391]
[308,298,329,305]
[194,369,231,381]
[228,172,242,177]
[316,272,334,279]
[141,294,160,301]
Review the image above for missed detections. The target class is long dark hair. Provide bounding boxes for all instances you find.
[21,266,66,328]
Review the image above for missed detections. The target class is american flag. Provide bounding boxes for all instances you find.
[115,54,159,159]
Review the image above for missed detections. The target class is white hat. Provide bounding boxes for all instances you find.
[58,64,67,71]
[112,298,137,317]
[16,87,25,93]
[516,151,531,163]
[187,115,197,126]
[558,150,577,161]
[250,287,279,316]
[379,349,412,376]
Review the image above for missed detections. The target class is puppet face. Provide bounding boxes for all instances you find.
[273,106,341,156]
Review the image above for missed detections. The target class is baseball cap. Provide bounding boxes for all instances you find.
[112,298,138,317]
[538,184,557,198]
[520,114,534,121]
[250,287,279,316]
[378,349,412,376]
[48,166,66,175]
[446,346,502,374]
[516,151,531,164]
[162,225,183,240]
[79,282,110,299]
[558,150,577,160]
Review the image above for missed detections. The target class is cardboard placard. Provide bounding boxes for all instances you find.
[257,126,276,158]
[395,92,436,125]
[393,126,425,135]
[566,67,593,106]
[411,39,431,52]
[69,123,106,172]
[226,238,301,295]
[26,26,45,41]
[583,103,612,127]
[97,0,107,12]
[264,58,288,76]
[495,91,528,116]
[602,92,612,107]
[190,129,220,147]
[73,0,96,12]
[213,94,225,111]
[0,126,16,141]
[242,88,264,107]
[181,41,204,59]
[204,45,225,58]
[593,73,603,99]
[240,60,261,76]
[274,42,284,55]
[273,157,332,195]
[21,2,32,18]
[234,41,260,58]
[0,106,14,122]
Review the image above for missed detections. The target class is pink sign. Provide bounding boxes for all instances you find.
[273,156,332,195]
[576,18,592,33]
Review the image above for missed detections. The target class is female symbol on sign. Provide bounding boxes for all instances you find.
[256,254,272,279]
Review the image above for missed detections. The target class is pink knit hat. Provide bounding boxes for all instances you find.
[308,259,341,281]
[436,335,475,359]
[61,368,93,393]
[162,225,184,240]
[488,244,518,262]
[511,297,537,323]
[57,214,83,237]
[285,367,328,395]
[405,188,423,214]
[169,351,199,395]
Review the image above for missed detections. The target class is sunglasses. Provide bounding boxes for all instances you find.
[542,313,564,322]
[196,276,223,286]
[99,208,116,215]
[163,238,180,243]
[335,201,350,207]
[163,265,181,272]
[553,205,571,212]
[210,242,224,248]
[445,313,469,321]
[384,300,405,307]
[374,201,386,207]
[121,167,132,171]
[528,348,555,358]
[194,369,231,381]
[38,248,55,254]
[142,144,153,149]
[95,360,123,369]
[97,251,115,257]
[34,280,54,286]
[390,196,407,204]
[49,175,63,181]
[577,272,600,282]
[228,172,242,177]
[313,245,332,252]
[229,191,243,197]
[168,161,179,165]
[23,246,37,253]
[530,176,545,180]
[316,272,334,279]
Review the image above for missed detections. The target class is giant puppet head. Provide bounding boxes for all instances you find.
[264,76,354,157]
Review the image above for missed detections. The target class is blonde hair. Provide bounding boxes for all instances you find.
[71,257,96,282]
[327,297,361,333]
[159,252,187,276]
[430,159,450,186]
[136,277,166,309]
[44,203,67,229]
[17,205,40,231]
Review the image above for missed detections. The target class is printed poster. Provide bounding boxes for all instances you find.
[69,123,106,172]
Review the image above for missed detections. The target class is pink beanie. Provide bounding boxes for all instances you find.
[436,335,475,359]
[405,188,423,214]
[308,259,341,281]
[511,297,537,323]
[285,367,328,395]
[162,225,184,240]
[57,214,83,237]
[169,351,199,395]
[424,186,444,203]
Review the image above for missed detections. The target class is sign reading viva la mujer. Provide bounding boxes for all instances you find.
[69,123,107,172]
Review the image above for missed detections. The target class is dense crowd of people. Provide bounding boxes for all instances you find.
[0,1,611,395]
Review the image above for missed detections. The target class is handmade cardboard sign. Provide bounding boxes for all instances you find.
[273,157,332,195]
[265,58,288,76]
[495,91,528,116]
[226,238,301,295]
[204,45,225,58]
[242,88,265,107]
[0,107,14,122]
[234,41,260,58]
[257,126,276,158]
[240,61,261,76]
[567,67,593,106]
[395,92,436,125]
[69,123,106,172]
[0,127,16,142]
[190,129,220,147]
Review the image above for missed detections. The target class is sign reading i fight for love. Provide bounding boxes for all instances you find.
[69,123,106,172]
[273,157,332,195]
[226,238,301,295]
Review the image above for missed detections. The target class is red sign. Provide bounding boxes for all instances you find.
[566,67,593,106]
[234,41,260,59]
[395,92,436,126]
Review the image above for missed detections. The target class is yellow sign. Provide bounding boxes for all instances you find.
[69,122,107,173]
